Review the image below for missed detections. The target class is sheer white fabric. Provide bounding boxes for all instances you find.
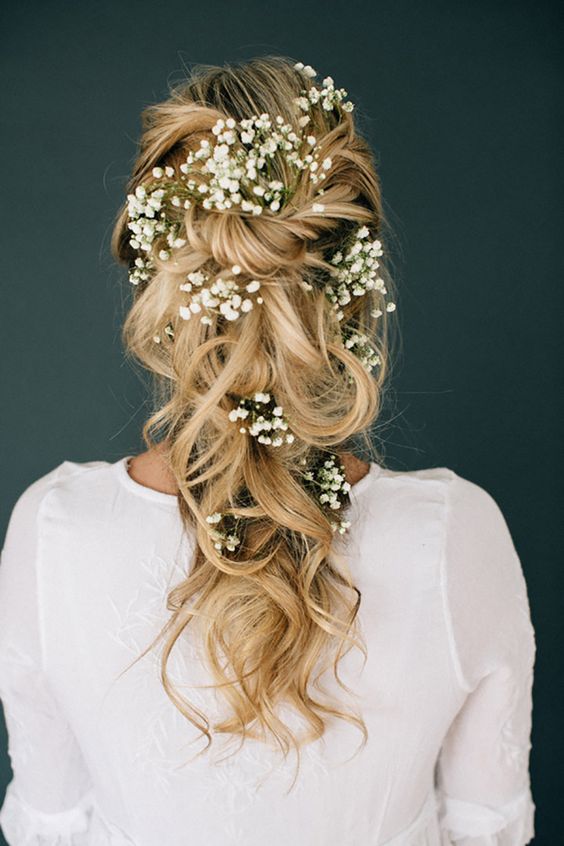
[0,457,536,845]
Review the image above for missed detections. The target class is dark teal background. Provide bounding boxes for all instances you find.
[1,1,562,843]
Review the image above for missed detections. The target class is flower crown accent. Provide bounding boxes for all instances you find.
[125,127,330,286]
[125,62,355,287]
[129,63,397,420]
[228,392,295,446]
[151,114,331,218]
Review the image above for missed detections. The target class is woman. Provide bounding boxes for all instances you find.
[0,56,535,845]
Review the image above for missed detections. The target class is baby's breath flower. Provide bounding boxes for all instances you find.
[325,226,395,321]
[229,393,294,446]
[294,62,317,78]
[342,330,381,374]
[205,512,241,552]
[128,256,153,286]
[302,453,353,535]
[170,112,328,217]
[294,66,355,115]
[333,518,352,534]
[372,301,397,319]
[126,63,355,287]
[206,512,222,524]
[177,268,261,324]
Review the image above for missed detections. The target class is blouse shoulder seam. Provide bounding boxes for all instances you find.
[438,471,473,694]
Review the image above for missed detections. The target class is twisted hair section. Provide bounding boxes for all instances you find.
[111,55,398,779]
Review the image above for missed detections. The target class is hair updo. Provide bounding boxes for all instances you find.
[111,54,397,781]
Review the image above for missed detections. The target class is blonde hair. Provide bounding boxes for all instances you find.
[111,55,397,778]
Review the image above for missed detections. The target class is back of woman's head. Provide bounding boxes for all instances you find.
[111,54,397,776]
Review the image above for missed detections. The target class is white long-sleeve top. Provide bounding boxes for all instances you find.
[0,456,536,846]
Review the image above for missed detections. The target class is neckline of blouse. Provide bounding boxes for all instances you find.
[113,454,381,509]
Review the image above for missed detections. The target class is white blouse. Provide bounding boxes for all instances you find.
[0,456,536,846]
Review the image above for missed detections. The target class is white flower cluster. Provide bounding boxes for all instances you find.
[343,330,382,373]
[303,453,352,535]
[126,181,187,285]
[126,113,333,269]
[125,62,355,286]
[171,114,333,215]
[204,451,353,557]
[293,62,355,122]
[205,512,241,553]
[178,265,263,324]
[327,226,396,320]
[228,392,295,446]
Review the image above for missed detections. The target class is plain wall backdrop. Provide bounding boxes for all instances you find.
[1,1,562,843]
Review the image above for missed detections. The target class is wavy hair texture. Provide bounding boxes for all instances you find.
[111,55,398,784]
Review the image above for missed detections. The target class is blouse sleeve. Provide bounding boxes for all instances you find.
[435,473,536,846]
[0,467,95,845]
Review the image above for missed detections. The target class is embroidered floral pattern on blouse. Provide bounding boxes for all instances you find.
[105,549,337,811]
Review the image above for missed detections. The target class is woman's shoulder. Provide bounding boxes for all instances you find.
[356,462,514,559]
[13,457,113,499]
[367,461,496,513]
[3,460,115,564]
[3,455,184,545]
[9,458,499,516]
[4,459,121,533]
[372,462,506,514]
[6,456,506,542]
